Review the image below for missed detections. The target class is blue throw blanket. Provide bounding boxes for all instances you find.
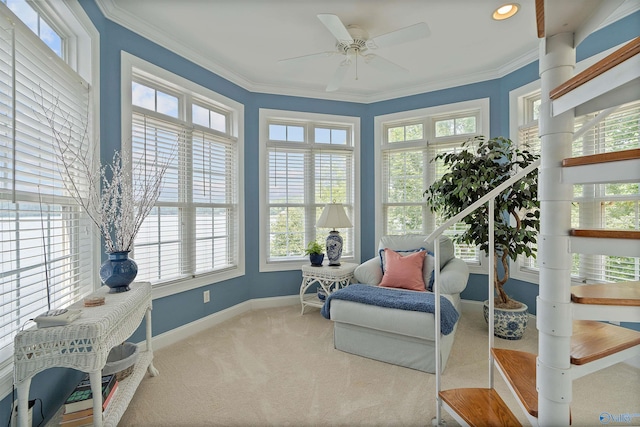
[321,284,459,335]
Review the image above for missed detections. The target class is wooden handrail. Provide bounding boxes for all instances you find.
[570,229,640,239]
[550,37,640,100]
[562,148,640,167]
[425,159,540,243]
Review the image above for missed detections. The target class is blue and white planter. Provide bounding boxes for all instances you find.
[483,300,528,340]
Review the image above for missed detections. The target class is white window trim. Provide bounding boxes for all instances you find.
[258,108,361,272]
[0,0,100,401]
[121,52,245,300]
[509,80,542,284]
[374,98,490,275]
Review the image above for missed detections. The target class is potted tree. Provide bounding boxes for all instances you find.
[305,241,325,267]
[424,136,539,339]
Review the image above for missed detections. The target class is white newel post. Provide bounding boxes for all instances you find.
[536,32,575,426]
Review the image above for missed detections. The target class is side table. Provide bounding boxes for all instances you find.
[299,262,357,314]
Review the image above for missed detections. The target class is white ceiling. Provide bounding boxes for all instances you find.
[94,0,638,103]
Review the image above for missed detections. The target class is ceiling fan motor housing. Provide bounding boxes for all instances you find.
[336,25,369,54]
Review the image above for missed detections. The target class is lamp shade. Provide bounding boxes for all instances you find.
[316,203,352,229]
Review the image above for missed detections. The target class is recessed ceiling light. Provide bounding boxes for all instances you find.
[493,3,519,20]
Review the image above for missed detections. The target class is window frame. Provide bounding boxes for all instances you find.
[374,98,490,275]
[509,80,542,284]
[258,109,360,272]
[121,52,245,299]
[0,0,99,401]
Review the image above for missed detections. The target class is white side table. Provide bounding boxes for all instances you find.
[299,262,357,314]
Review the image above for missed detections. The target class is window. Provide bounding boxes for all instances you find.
[376,99,490,268]
[513,91,542,278]
[259,109,359,271]
[572,101,640,283]
[512,84,639,284]
[122,54,244,297]
[0,1,96,390]
[2,0,62,57]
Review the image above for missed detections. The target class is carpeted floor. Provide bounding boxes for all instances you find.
[119,304,639,426]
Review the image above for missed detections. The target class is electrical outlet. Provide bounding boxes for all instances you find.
[203,290,210,303]
[11,400,34,427]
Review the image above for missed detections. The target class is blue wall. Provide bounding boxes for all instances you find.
[1,4,637,426]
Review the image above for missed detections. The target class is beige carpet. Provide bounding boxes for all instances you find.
[119,304,639,426]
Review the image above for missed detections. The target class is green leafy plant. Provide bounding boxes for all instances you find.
[304,241,324,255]
[424,136,539,309]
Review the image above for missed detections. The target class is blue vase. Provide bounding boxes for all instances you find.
[100,251,138,293]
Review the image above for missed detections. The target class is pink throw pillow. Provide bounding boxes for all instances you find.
[379,248,426,291]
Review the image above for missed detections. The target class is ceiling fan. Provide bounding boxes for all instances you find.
[279,14,430,92]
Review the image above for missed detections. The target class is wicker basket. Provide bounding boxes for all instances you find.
[103,342,139,381]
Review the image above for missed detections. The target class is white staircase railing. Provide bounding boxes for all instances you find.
[426,158,541,426]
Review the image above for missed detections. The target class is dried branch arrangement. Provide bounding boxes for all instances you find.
[37,90,172,253]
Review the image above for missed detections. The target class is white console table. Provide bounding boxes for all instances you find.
[13,282,158,427]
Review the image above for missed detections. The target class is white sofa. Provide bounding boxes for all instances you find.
[326,235,469,373]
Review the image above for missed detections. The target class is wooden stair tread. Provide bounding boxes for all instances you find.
[569,229,640,240]
[571,320,640,365]
[550,37,640,100]
[571,282,640,306]
[562,148,640,167]
[439,388,521,427]
[492,348,538,418]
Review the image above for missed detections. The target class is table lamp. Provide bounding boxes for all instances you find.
[316,202,352,266]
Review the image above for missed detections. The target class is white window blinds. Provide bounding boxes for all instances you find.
[380,114,482,264]
[381,148,427,235]
[266,121,355,262]
[572,102,640,283]
[0,12,94,368]
[516,97,639,283]
[429,143,481,262]
[131,108,239,284]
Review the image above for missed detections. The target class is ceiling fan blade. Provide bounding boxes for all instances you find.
[363,54,408,74]
[317,14,353,43]
[325,59,352,92]
[368,22,430,49]
[278,51,337,65]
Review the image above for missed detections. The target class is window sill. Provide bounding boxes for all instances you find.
[260,257,357,273]
[151,266,245,299]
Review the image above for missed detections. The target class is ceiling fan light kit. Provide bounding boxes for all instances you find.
[279,14,430,92]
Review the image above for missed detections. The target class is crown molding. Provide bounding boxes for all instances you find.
[91,0,636,105]
[94,0,256,90]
